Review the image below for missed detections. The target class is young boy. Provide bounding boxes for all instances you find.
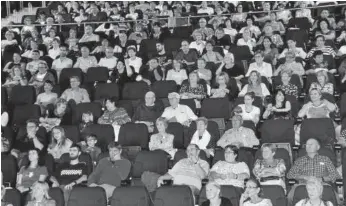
[80,134,101,167]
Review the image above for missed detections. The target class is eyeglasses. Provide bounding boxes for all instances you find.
[246,186,258,189]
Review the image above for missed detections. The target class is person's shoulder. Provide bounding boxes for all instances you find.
[262,198,273,204]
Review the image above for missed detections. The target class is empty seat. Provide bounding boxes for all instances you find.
[179,99,197,114]
[154,185,194,206]
[1,154,18,187]
[60,125,80,143]
[151,80,178,99]
[110,186,151,206]
[3,188,21,206]
[10,85,36,105]
[117,100,134,118]
[86,67,109,83]
[82,124,115,152]
[49,187,65,206]
[73,102,103,125]
[262,185,287,206]
[166,122,185,149]
[200,98,231,119]
[292,184,337,206]
[94,83,120,101]
[300,118,336,146]
[122,82,150,100]
[118,123,149,149]
[12,104,41,127]
[199,185,241,206]
[260,119,295,145]
[67,186,107,206]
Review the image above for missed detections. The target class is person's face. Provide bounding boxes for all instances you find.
[31,41,38,49]
[244,95,254,105]
[173,60,180,70]
[237,5,243,12]
[195,33,202,41]
[13,67,21,76]
[32,52,40,60]
[316,37,325,47]
[52,128,62,141]
[215,30,224,39]
[281,73,290,83]
[44,82,53,92]
[320,21,328,30]
[27,122,38,134]
[25,18,32,25]
[57,103,67,113]
[105,49,113,58]
[232,117,241,129]
[201,1,207,8]
[102,39,109,47]
[28,150,39,162]
[105,100,115,110]
[224,148,236,162]
[199,20,207,28]
[262,147,274,160]
[206,184,219,200]
[156,43,163,52]
[189,73,198,83]
[168,97,179,107]
[153,25,161,33]
[47,18,54,25]
[246,18,253,26]
[38,63,47,74]
[82,113,91,123]
[306,184,321,199]
[86,137,97,147]
[285,54,295,63]
[276,91,285,102]
[254,54,263,64]
[85,26,93,35]
[186,3,191,10]
[91,6,98,14]
[81,48,89,57]
[60,47,68,57]
[13,53,21,62]
[69,147,80,160]
[5,32,13,40]
[181,41,189,51]
[315,54,324,63]
[263,38,271,48]
[52,40,59,48]
[128,49,135,58]
[243,29,251,38]
[186,145,199,158]
[270,13,276,21]
[156,120,166,133]
[317,73,326,84]
[287,40,295,48]
[197,120,206,134]
[321,10,329,18]
[145,92,155,106]
[245,180,260,198]
[70,78,80,88]
[49,30,56,37]
[263,3,270,11]
[197,60,206,69]
[149,59,159,68]
[250,72,259,82]
[117,61,125,70]
[310,89,321,102]
[109,147,121,161]
[264,26,272,35]
[306,139,319,154]
[217,76,226,85]
[224,54,233,64]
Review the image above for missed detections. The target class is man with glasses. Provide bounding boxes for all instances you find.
[88,142,131,201]
[52,44,73,81]
[157,144,210,195]
[192,18,214,40]
[60,76,90,104]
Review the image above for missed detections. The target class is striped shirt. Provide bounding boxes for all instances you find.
[97,107,131,125]
[307,46,336,58]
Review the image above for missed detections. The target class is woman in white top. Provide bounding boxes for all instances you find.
[223,18,238,43]
[189,32,206,55]
[209,145,250,189]
[35,80,58,114]
[1,31,18,52]
[125,47,142,74]
[48,38,61,60]
[190,117,213,157]
[295,177,333,206]
[238,92,261,125]
[239,71,270,98]
[279,39,307,59]
[166,60,188,85]
[237,28,256,54]
[240,178,273,206]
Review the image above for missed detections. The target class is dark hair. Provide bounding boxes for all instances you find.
[224,145,239,160]
[313,50,324,58]
[59,44,68,50]
[261,36,276,49]
[24,148,44,169]
[246,15,255,23]
[245,178,263,197]
[108,142,122,150]
[105,97,118,105]
[44,80,54,87]
[245,91,256,99]
[86,134,97,141]
[272,89,287,106]
[318,18,331,31]
[315,35,325,42]
[26,119,39,127]
[70,143,81,151]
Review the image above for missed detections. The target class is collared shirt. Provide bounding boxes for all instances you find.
[61,88,90,104]
[190,130,212,150]
[74,56,98,73]
[217,126,259,148]
[161,104,198,125]
[168,158,209,190]
[166,69,188,85]
[287,154,340,183]
[210,161,250,188]
[98,56,118,69]
[52,57,73,81]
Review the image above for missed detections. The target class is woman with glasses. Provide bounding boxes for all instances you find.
[240,178,273,206]
[28,62,56,95]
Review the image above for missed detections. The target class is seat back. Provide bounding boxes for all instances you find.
[73,102,103,125]
[82,124,115,152]
[10,85,36,105]
[1,154,18,187]
[341,93,346,118]
[12,104,41,127]
[212,147,255,170]
[200,98,230,119]
[3,188,21,206]
[60,125,80,143]
[260,119,295,145]
[255,147,291,173]
[300,118,336,145]
[2,86,8,106]
[179,99,197,114]
[292,184,337,206]
[122,82,150,100]
[94,83,120,101]
[132,150,169,178]
[151,81,178,99]
[67,187,107,206]
[110,186,151,206]
[154,185,194,206]
[118,123,149,149]
[86,67,109,83]
[59,68,84,92]
[262,185,287,206]
[199,185,241,206]
[49,187,65,206]
[166,122,185,149]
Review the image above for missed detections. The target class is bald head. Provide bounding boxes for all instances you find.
[306,138,320,155]
[145,91,155,106]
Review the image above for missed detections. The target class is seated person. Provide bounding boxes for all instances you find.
[209,145,250,189]
[35,80,58,114]
[109,60,134,87]
[212,28,232,51]
[190,117,215,157]
[73,46,98,73]
[202,40,223,64]
[306,50,336,74]
[314,19,336,41]
[263,89,292,120]
[196,58,212,84]
[25,50,44,75]
[257,25,284,48]
[276,71,299,99]
[179,71,207,108]
[1,31,18,52]
[26,182,56,206]
[2,66,28,93]
[165,60,188,86]
[309,70,334,95]
[237,28,256,54]
[60,76,90,104]
[98,47,118,70]
[279,39,307,59]
[29,61,56,95]
[239,71,270,98]
[215,53,244,86]
[239,16,261,38]
[237,92,261,125]
[192,18,214,40]
[79,134,101,166]
[253,144,286,191]
[260,36,279,66]
[210,72,237,101]
[200,182,232,206]
[157,144,210,195]
[51,45,73,81]
[47,126,73,160]
[48,38,61,60]
[246,50,273,81]
[274,51,305,77]
[138,58,164,85]
[125,47,142,75]
[132,91,164,132]
[149,117,177,159]
[79,25,100,43]
[306,35,336,59]
[175,40,198,72]
[217,115,259,148]
[189,32,206,56]
[88,142,131,200]
[240,178,273,206]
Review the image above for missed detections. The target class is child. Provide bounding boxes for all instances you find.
[79,111,94,132]
[306,50,333,74]
[80,134,101,167]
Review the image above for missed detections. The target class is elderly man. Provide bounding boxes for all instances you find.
[60,76,90,104]
[286,138,340,206]
[98,47,118,70]
[192,18,214,40]
[52,44,73,81]
[157,144,209,195]
[217,115,259,148]
[132,91,164,132]
[73,46,98,73]
[175,40,198,72]
[161,92,197,127]
[79,24,100,43]
[88,142,131,200]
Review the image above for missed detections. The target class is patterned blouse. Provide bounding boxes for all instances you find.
[309,82,334,95]
[253,158,286,190]
[276,83,298,99]
[210,161,250,188]
[149,133,177,158]
[179,84,206,100]
[97,107,131,125]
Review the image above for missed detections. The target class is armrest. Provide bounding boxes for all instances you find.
[252,145,260,151]
[295,117,303,124]
[162,179,173,186]
[202,178,209,186]
[336,179,343,187]
[168,159,174,169]
[288,179,298,186]
[121,179,132,187]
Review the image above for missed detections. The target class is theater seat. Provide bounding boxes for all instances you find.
[61,125,80,143]
[212,147,255,170]
[262,185,287,206]
[260,119,295,145]
[73,102,103,125]
[1,154,18,187]
[86,67,109,83]
[82,124,115,152]
[292,184,337,206]
[12,104,41,127]
[122,82,150,100]
[3,188,21,206]
[110,186,151,206]
[255,146,291,172]
[94,83,120,101]
[67,186,107,206]
[199,185,241,206]
[166,122,185,149]
[49,187,65,206]
[59,67,84,92]
[200,98,230,119]
[10,85,36,105]
[151,80,178,99]
[300,118,336,146]
[154,185,194,206]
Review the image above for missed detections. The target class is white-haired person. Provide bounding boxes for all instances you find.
[200,182,233,206]
[26,181,56,206]
[161,92,198,127]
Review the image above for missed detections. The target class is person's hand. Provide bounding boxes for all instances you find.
[52,181,60,187]
[27,131,36,139]
[222,88,230,94]
[17,186,28,193]
[182,120,191,127]
[272,107,277,112]
[220,173,228,180]
[240,190,249,202]
[64,182,75,190]
[157,177,164,187]
[80,141,87,146]
[89,183,98,187]
[125,58,130,66]
[190,155,199,165]
[13,76,21,81]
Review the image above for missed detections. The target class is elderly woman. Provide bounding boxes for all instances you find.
[263,89,292,120]
[209,145,250,189]
[29,62,55,94]
[190,32,206,56]
[211,72,237,100]
[149,117,177,159]
[128,23,148,41]
[202,40,223,64]
[309,70,334,95]
[61,76,90,104]
[253,144,286,191]
[35,80,58,114]
[16,149,48,193]
[201,182,232,206]
[295,177,333,206]
[274,51,305,78]
[73,46,98,73]
[47,126,73,160]
[238,92,261,125]
[276,71,299,99]
[179,71,207,108]
[166,60,188,86]
[190,117,215,157]
[197,58,212,83]
[239,71,270,98]
[26,182,56,206]
[240,178,273,206]
[217,115,259,148]
[79,25,100,43]
[237,28,257,54]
